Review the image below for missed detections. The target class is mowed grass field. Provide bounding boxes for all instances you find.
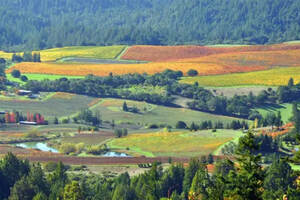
[0,46,126,62]
[181,67,300,87]
[108,129,243,157]
[255,103,300,123]
[91,98,245,127]
[6,73,84,84]
[0,92,96,120]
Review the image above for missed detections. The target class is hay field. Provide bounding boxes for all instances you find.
[108,130,242,157]
[181,67,300,87]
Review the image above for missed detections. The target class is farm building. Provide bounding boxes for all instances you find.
[19,121,37,125]
[17,90,32,96]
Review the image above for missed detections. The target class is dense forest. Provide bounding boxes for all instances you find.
[0,0,300,51]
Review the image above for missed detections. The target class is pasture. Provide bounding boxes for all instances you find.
[60,131,114,145]
[91,98,245,127]
[0,92,96,120]
[117,85,167,96]
[108,129,243,157]
[6,73,84,84]
[181,67,300,87]
[255,103,300,123]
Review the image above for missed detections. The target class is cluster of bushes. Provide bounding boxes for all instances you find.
[86,144,108,155]
[122,101,139,113]
[58,142,85,155]
[148,123,172,129]
[24,129,43,139]
[73,108,101,126]
[11,69,28,82]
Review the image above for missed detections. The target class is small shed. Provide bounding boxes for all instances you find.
[17,90,32,96]
[19,121,37,125]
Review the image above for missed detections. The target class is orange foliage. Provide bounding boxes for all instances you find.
[122,43,300,62]
[261,123,294,138]
[7,61,267,77]
[180,49,300,68]
[8,44,300,77]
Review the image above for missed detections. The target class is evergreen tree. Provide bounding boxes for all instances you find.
[263,157,296,200]
[8,176,35,200]
[123,101,128,112]
[182,158,202,197]
[0,152,30,199]
[29,163,49,196]
[227,131,264,200]
[292,103,300,134]
[189,166,211,200]
[275,111,283,128]
[63,181,83,200]
[288,78,294,87]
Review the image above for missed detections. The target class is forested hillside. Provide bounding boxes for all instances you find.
[1,0,300,51]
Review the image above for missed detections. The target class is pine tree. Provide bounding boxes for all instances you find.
[292,103,300,134]
[122,101,128,112]
[182,158,202,197]
[189,166,211,200]
[227,131,264,199]
[63,181,83,200]
[275,111,282,128]
[288,77,294,87]
[263,157,296,200]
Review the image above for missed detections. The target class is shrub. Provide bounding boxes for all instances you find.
[86,144,108,155]
[25,129,41,138]
[0,58,6,64]
[11,69,21,78]
[75,143,85,154]
[148,124,159,129]
[176,121,187,129]
[20,75,28,82]
[62,118,70,124]
[59,143,76,154]
[187,69,198,76]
